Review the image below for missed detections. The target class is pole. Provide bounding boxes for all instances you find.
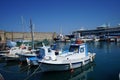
[21,16,24,40]
[30,19,34,50]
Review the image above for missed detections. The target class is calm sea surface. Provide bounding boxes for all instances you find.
[0,42,120,80]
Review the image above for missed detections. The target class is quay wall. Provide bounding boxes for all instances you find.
[0,31,56,41]
[0,30,5,41]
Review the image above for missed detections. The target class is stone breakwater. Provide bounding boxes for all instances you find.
[0,30,56,41]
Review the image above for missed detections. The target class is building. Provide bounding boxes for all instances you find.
[72,26,120,37]
[0,30,5,41]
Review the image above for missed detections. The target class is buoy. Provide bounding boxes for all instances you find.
[70,69,74,73]
[90,55,93,62]
[69,59,74,73]
[82,59,85,66]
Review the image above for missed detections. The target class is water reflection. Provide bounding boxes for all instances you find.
[0,61,27,73]
[87,42,120,54]
[69,63,95,80]
[1,41,120,80]
[0,62,95,80]
[0,42,95,80]
[28,62,95,80]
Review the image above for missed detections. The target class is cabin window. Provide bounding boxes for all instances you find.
[69,45,79,53]
[80,47,84,53]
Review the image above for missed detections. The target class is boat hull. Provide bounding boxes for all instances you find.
[3,54,19,61]
[16,53,36,62]
[39,58,92,72]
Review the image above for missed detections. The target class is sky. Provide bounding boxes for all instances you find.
[0,0,120,34]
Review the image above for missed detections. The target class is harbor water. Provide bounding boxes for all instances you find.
[0,42,120,80]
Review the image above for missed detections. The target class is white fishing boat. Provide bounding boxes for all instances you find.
[0,43,35,61]
[0,47,21,60]
[27,40,96,72]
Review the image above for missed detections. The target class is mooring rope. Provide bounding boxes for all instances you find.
[19,65,30,70]
[24,59,44,80]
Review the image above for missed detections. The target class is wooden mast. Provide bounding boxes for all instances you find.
[30,19,34,49]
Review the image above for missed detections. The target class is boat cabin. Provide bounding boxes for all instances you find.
[69,43,88,57]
